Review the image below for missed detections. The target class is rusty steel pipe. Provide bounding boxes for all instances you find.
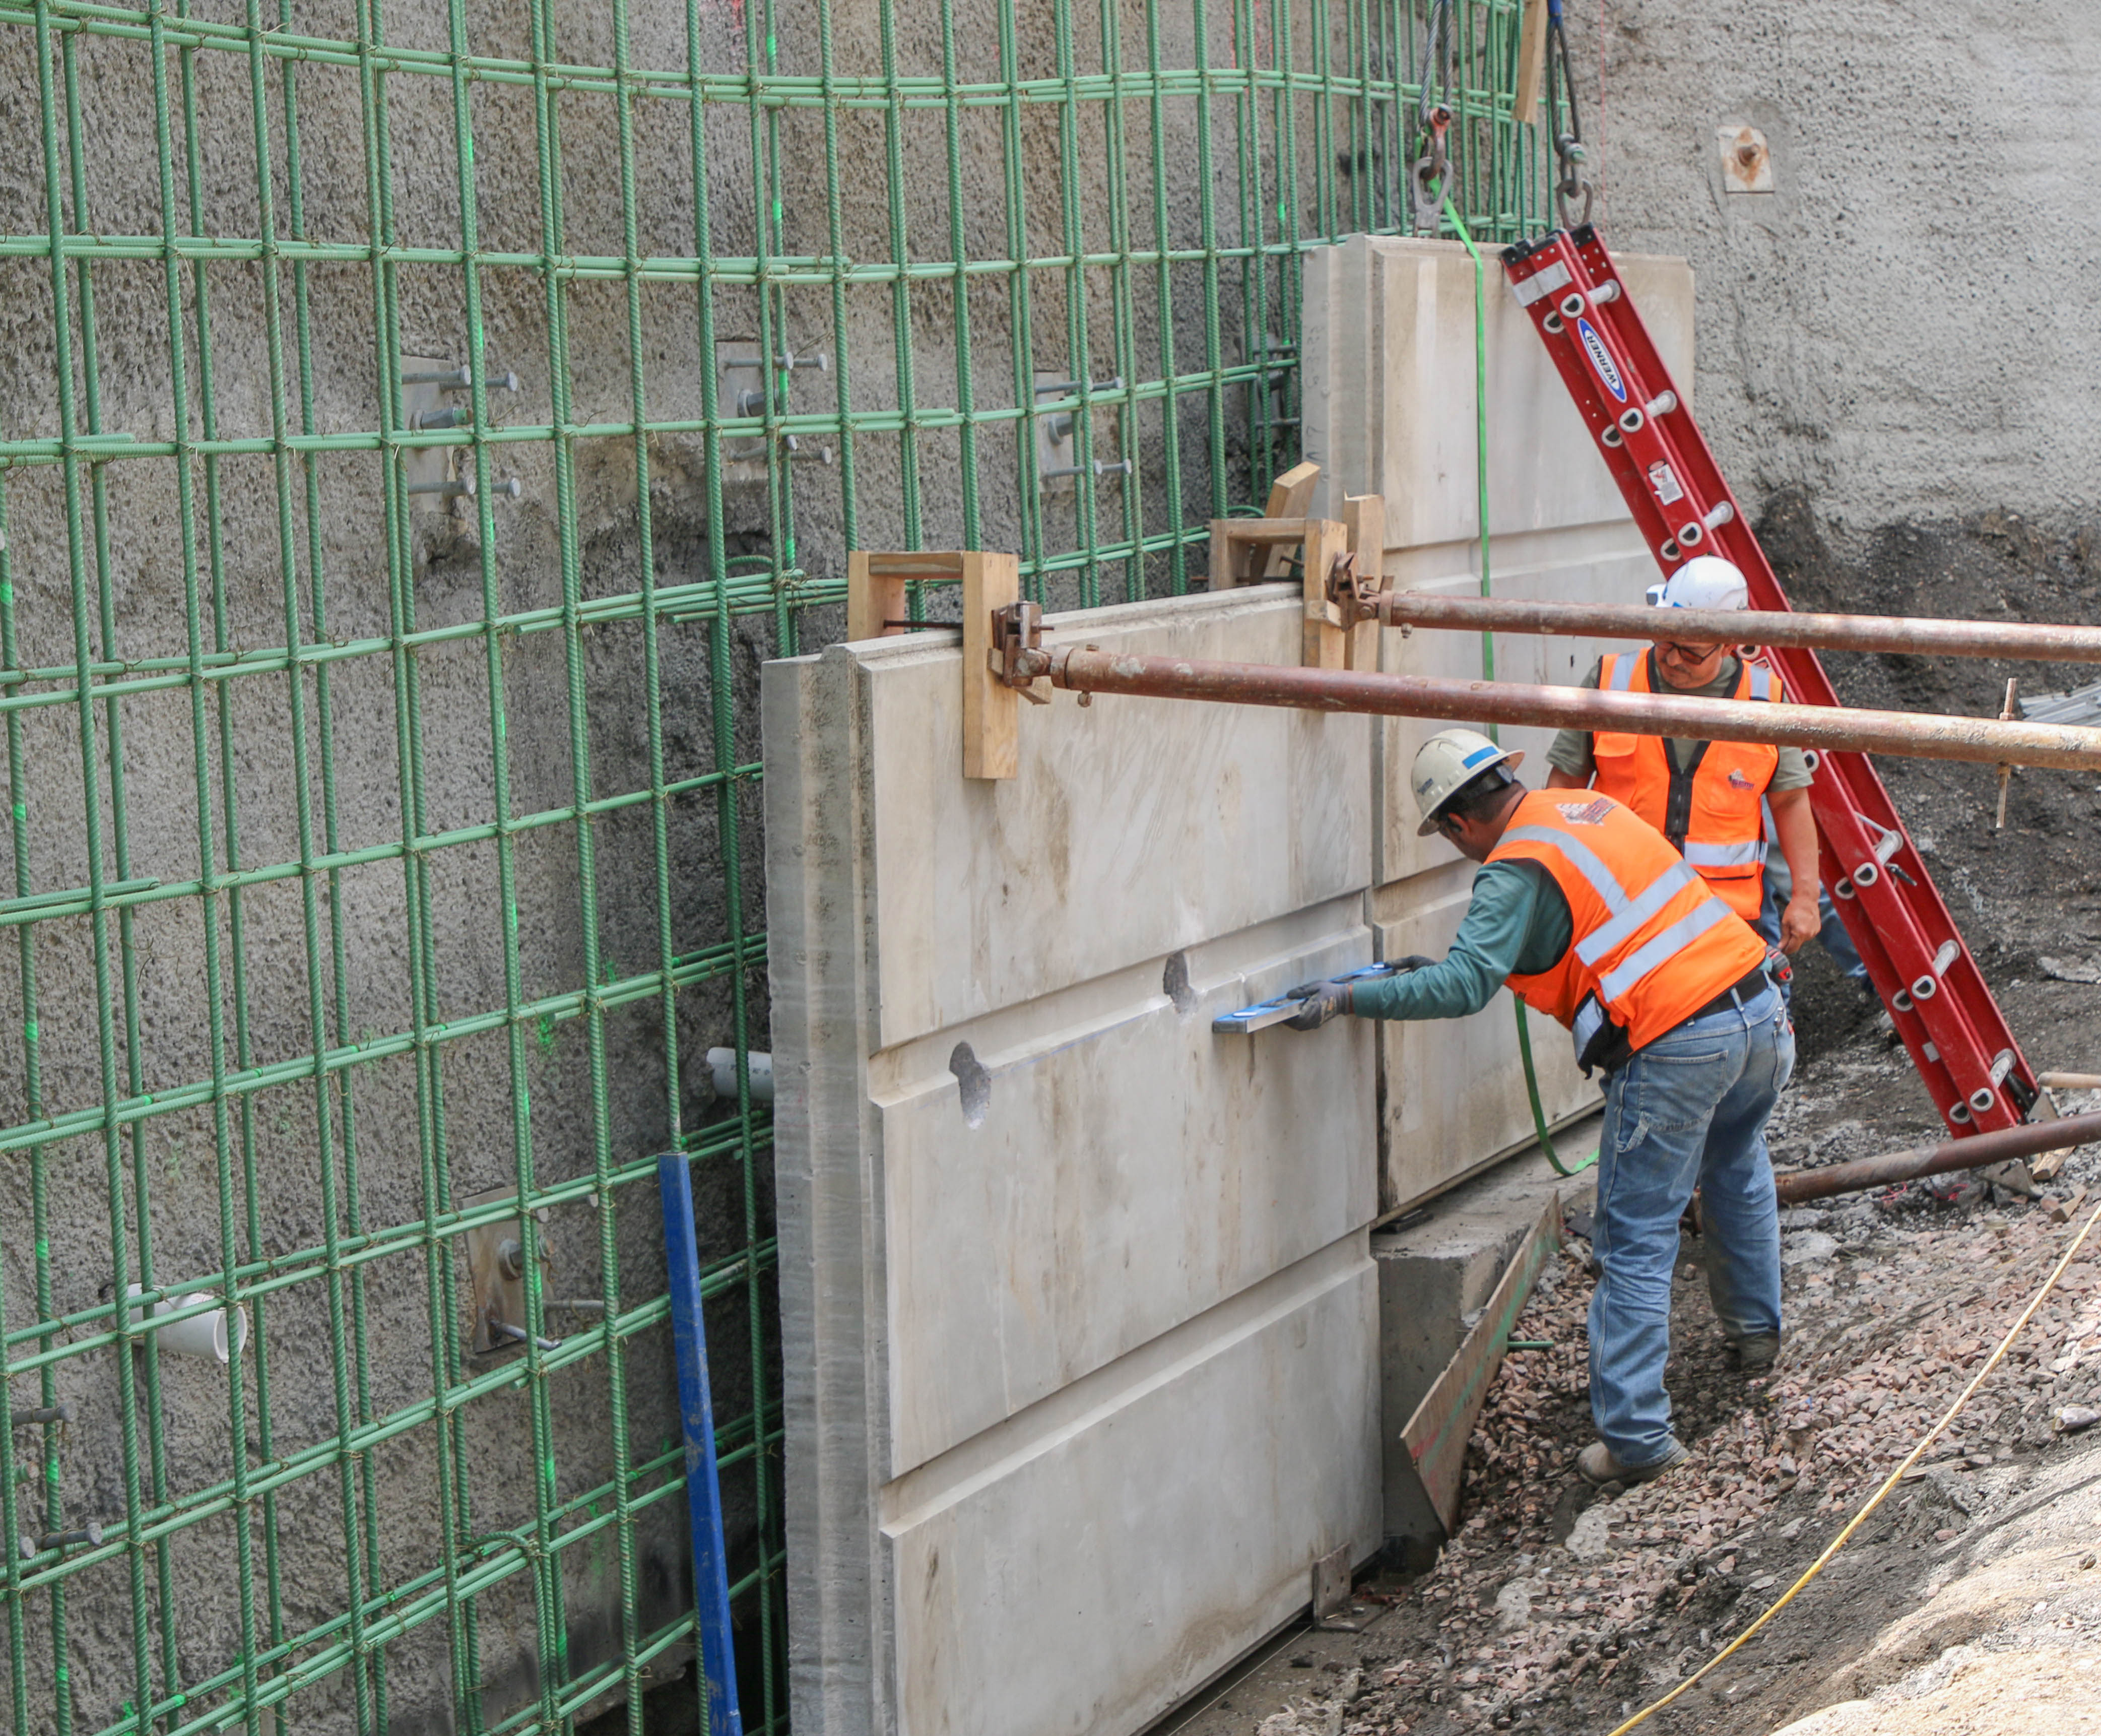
[1375,591,2101,664]
[1037,648,2101,771]
[1772,1111,2101,1205]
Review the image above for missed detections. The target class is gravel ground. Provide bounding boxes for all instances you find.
[1181,1108,2101,1736]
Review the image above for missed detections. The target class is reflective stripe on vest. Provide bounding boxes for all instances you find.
[1500,824,1702,968]
[1684,839,1768,868]
[1589,652,1782,920]
[1491,789,1768,1053]
[1597,898,1733,1002]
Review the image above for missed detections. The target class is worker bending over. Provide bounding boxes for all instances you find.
[1289,729,1792,1488]
[1542,557,1820,956]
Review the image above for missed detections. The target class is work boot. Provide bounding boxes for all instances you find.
[1576,1438,1688,1488]
[1726,1332,1781,1373]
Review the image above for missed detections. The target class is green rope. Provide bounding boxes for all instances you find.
[1445,194,1594,1181]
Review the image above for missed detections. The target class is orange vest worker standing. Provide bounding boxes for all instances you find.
[1546,556,1821,954]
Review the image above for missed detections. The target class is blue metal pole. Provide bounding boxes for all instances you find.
[656,1152,745,1736]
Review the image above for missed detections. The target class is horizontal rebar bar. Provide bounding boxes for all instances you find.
[1376,591,2101,664]
[1036,649,2101,770]
[1772,1111,2101,1204]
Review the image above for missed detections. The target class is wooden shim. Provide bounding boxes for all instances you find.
[1396,1194,1563,1539]
[1514,0,1550,120]
[1301,519,1349,670]
[1342,494,1385,673]
[847,549,965,641]
[961,551,1021,780]
[1261,461,1321,577]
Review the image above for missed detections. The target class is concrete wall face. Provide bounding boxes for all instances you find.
[768,240,1695,1735]
[766,597,1384,1736]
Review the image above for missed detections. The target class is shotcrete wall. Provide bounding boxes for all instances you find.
[1566,2,2101,543]
[0,8,1534,1734]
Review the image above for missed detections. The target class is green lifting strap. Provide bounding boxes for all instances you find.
[1443,193,1596,1181]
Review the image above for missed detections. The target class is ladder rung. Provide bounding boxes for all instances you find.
[1933,940,1960,976]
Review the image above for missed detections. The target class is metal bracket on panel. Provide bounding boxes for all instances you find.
[464,1187,561,1357]
[716,340,831,485]
[1311,1544,1363,1632]
[400,355,521,523]
[1032,371,1125,499]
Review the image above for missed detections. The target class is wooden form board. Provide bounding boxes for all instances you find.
[1342,493,1384,673]
[1300,519,1349,670]
[1209,461,1322,589]
[961,552,1020,781]
[846,549,972,642]
[1395,1193,1562,1539]
[1514,0,1550,120]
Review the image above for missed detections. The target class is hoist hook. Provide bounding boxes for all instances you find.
[1544,0,1595,231]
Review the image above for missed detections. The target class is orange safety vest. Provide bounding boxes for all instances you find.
[1490,788,1768,1060]
[1588,651,1786,920]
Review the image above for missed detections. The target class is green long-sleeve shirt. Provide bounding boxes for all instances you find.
[1350,859,1573,1021]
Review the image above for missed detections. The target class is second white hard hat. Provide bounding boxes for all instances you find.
[1645,555,1749,613]
[1411,728,1526,836]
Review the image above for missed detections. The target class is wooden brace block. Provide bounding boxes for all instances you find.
[1342,494,1386,674]
[961,551,1021,780]
[1301,519,1348,670]
[848,549,966,641]
[1260,461,1321,577]
[1514,0,1550,120]
[1208,515,1322,589]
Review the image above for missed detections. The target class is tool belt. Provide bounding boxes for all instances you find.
[1578,964,1772,1079]
[1683,964,1774,1025]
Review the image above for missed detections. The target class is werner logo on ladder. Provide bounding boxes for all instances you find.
[1501,224,2040,1136]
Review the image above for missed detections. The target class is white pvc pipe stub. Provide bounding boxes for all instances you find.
[124,1284,250,1363]
[706,1048,773,1104]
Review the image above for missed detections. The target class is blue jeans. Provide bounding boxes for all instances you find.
[1588,984,1794,1466]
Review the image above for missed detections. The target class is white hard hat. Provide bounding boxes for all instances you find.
[1411,728,1525,837]
[1645,555,1749,613]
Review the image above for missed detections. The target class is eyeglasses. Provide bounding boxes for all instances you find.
[1656,639,1726,666]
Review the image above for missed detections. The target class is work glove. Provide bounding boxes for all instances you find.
[1283,958,1435,1030]
[1283,979,1354,1030]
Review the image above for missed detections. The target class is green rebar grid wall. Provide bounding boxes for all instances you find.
[0,3,1541,1734]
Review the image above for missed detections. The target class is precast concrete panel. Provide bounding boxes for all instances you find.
[1306,236,1697,1209]
[766,592,1382,1736]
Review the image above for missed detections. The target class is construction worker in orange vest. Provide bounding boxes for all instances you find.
[1542,556,1822,959]
[1285,728,1791,1487]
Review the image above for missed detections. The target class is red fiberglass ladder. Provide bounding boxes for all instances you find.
[1502,225,2039,1138]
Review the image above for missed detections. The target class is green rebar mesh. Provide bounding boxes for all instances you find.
[0,4,1541,1734]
